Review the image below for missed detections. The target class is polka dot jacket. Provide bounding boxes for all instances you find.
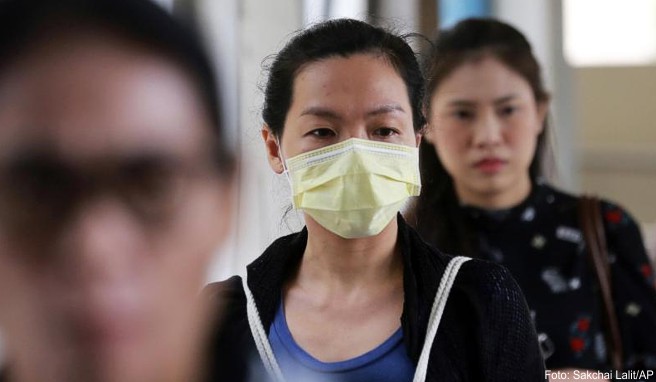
[459,183,656,373]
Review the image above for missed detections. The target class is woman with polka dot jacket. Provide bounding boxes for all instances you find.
[409,18,656,379]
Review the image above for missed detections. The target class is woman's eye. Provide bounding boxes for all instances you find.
[499,105,517,117]
[308,128,335,138]
[452,109,473,120]
[374,127,398,137]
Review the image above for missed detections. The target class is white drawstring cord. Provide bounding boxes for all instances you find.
[412,256,471,382]
[242,277,286,382]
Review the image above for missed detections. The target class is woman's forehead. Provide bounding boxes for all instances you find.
[289,54,411,115]
[433,56,534,103]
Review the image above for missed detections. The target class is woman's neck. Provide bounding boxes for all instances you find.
[296,217,402,293]
[455,174,533,210]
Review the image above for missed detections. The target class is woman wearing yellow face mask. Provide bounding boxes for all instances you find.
[207,19,545,381]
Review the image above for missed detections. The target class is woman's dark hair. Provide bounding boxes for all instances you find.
[262,18,426,137]
[411,18,550,256]
[0,0,234,174]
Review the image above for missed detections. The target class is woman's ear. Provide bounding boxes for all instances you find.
[262,124,285,174]
[420,105,432,144]
[422,123,435,144]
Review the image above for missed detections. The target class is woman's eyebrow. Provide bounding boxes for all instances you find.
[299,104,406,119]
[365,104,405,116]
[447,99,475,107]
[494,94,518,105]
[445,94,518,107]
[300,106,342,120]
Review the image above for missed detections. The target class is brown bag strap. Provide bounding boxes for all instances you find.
[578,195,624,371]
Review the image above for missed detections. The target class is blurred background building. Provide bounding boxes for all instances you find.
[152,0,656,279]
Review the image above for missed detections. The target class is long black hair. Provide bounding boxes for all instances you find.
[411,18,550,256]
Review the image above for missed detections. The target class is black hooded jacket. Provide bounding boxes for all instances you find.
[205,216,546,381]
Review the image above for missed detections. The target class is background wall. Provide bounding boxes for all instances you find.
[577,67,656,223]
[576,66,656,259]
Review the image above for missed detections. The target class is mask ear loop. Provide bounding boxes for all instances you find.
[276,137,295,204]
[277,137,289,174]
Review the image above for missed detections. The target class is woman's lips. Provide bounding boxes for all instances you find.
[474,158,506,173]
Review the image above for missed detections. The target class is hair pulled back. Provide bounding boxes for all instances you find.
[413,18,550,255]
[262,18,426,137]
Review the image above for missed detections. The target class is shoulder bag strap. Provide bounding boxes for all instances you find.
[578,195,624,371]
[413,256,471,382]
[242,277,286,382]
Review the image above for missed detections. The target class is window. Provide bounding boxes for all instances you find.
[439,0,491,28]
[564,0,656,66]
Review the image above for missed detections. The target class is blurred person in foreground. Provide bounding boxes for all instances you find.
[0,0,236,381]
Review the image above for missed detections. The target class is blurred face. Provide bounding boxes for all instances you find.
[426,55,547,209]
[0,32,230,382]
[262,53,420,234]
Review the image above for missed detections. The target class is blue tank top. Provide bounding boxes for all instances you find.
[268,299,415,382]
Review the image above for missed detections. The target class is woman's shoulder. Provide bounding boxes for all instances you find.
[435,258,546,379]
[403,218,527,305]
[203,275,253,345]
[535,184,644,239]
[444,258,536,334]
[538,185,655,290]
[203,276,254,382]
[204,275,245,301]
[203,276,248,331]
[537,183,639,222]
[594,197,643,233]
[454,258,527,305]
[554,185,648,258]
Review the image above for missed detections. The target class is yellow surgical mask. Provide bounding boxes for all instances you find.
[282,138,421,239]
